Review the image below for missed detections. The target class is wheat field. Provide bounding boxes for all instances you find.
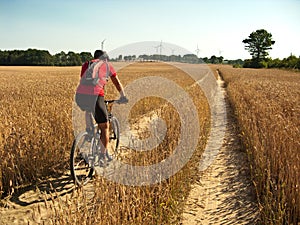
[0,63,210,224]
[1,63,299,224]
[0,66,79,196]
[211,65,300,225]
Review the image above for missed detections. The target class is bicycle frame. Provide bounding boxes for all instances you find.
[70,100,120,186]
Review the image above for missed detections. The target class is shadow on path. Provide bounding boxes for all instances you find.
[8,174,75,207]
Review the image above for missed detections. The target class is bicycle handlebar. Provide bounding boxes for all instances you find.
[104,100,116,104]
[105,98,128,104]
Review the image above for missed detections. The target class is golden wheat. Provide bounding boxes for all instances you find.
[213,65,300,225]
[0,63,210,224]
[0,66,80,196]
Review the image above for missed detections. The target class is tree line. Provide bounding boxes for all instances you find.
[242,55,300,69]
[0,49,92,66]
[116,54,225,64]
[0,48,227,66]
[119,53,300,70]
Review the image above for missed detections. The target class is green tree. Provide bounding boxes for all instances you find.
[182,54,198,63]
[53,51,67,66]
[217,56,224,64]
[242,29,275,67]
[209,55,218,64]
[202,57,209,63]
[283,54,299,69]
[0,50,9,64]
[79,52,92,63]
[67,51,81,66]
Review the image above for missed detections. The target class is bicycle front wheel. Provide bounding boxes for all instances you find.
[70,131,95,186]
[109,116,120,156]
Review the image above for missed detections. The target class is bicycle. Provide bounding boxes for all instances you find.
[70,100,120,186]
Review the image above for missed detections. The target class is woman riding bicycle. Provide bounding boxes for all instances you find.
[75,49,128,162]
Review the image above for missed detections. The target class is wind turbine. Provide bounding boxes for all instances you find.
[101,39,106,50]
[159,40,163,56]
[170,48,176,62]
[153,40,163,60]
[154,41,163,54]
[218,49,223,56]
[157,40,164,60]
[195,44,200,57]
[154,45,160,54]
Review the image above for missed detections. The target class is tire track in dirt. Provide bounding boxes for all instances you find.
[182,72,259,224]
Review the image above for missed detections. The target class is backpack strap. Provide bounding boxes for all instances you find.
[94,61,110,80]
[89,60,100,79]
[104,61,110,80]
[92,61,110,86]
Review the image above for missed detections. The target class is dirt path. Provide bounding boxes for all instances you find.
[182,73,259,224]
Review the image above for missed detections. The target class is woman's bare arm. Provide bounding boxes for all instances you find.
[111,76,126,97]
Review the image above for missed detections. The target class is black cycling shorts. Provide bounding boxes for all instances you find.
[75,93,108,123]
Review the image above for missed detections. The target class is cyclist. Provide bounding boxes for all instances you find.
[75,49,128,163]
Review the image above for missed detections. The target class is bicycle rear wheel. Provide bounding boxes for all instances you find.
[70,131,95,186]
[108,116,120,156]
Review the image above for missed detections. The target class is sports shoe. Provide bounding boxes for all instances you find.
[98,152,106,167]
[106,152,113,162]
[98,152,113,167]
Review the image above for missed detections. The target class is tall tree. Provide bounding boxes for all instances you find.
[67,51,81,66]
[243,29,275,62]
[79,52,93,63]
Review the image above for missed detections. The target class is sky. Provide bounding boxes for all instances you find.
[0,0,299,60]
